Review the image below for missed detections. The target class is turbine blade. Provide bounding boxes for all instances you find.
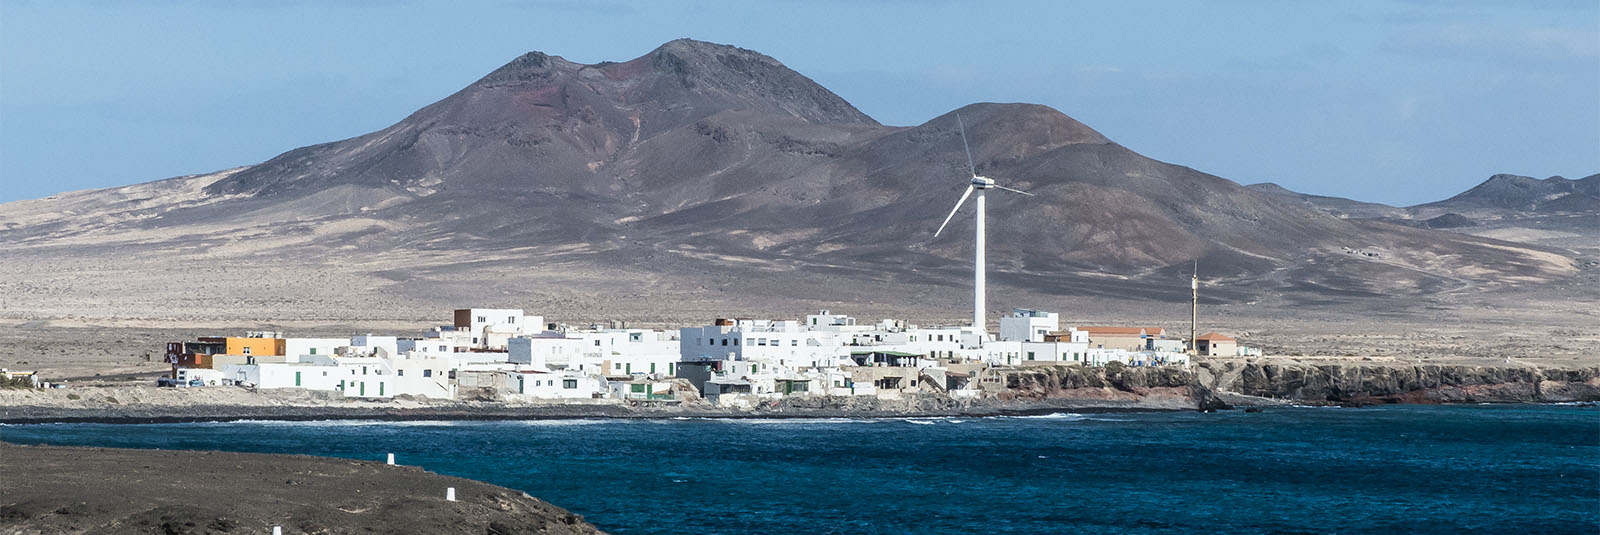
[992,184,1035,196]
[934,185,975,238]
[957,113,977,178]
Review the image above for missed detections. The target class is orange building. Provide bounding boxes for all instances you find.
[225,337,285,357]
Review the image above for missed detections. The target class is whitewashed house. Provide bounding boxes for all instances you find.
[453,308,544,350]
[283,337,351,361]
[999,309,1060,342]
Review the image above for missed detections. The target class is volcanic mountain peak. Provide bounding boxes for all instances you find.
[473,51,573,86]
[938,103,1111,151]
[202,39,879,198]
[1422,173,1600,212]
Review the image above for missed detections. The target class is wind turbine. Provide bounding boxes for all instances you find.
[933,114,1034,338]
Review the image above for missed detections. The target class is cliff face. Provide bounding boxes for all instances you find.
[1200,361,1600,404]
[992,361,1599,411]
[998,362,1230,411]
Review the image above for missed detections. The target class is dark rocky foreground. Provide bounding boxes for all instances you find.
[0,442,603,535]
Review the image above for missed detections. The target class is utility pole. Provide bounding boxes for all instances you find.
[1190,261,1199,357]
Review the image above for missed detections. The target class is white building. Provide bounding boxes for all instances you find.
[222,352,457,399]
[999,309,1060,342]
[283,337,350,360]
[1019,340,1093,364]
[453,308,543,350]
[348,335,399,357]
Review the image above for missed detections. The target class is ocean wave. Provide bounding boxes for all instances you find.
[1005,413,1086,420]
[222,419,468,427]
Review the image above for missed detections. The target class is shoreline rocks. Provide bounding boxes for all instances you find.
[3,362,1595,424]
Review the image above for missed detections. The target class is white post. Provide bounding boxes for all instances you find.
[386,453,395,465]
[273,527,282,535]
[974,188,986,337]
[446,487,456,501]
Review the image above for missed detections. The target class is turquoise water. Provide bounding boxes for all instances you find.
[4,405,1597,534]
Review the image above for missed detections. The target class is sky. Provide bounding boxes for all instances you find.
[0,1,1595,206]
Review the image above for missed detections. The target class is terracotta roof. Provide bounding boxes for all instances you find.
[1077,326,1165,336]
[1196,332,1236,342]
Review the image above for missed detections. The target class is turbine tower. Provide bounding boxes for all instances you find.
[933,114,1034,338]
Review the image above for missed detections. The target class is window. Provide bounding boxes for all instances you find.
[733,338,739,346]
[721,339,728,346]
[563,379,578,389]
[423,369,433,377]
[507,316,515,323]
[594,340,602,346]
[322,371,328,377]
[1027,352,1035,360]
[362,366,368,375]
[791,340,798,346]
[614,363,622,370]
[745,338,754,346]
[242,347,252,355]
[477,315,486,322]
[397,369,404,376]
[309,348,316,355]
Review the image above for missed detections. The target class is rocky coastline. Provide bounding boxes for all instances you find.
[2,361,1595,424]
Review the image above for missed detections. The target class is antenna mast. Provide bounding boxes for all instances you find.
[1190,261,1198,357]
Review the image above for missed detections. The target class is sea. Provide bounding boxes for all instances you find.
[4,404,1597,534]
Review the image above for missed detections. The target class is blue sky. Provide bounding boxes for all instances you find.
[1,1,1595,205]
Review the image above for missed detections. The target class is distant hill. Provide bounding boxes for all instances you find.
[1412,173,1600,215]
[1245,183,1408,219]
[1249,174,1599,251]
[0,39,1588,324]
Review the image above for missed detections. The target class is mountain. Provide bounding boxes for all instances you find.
[1245,183,1409,220]
[0,40,1589,325]
[1249,174,1600,251]
[1412,173,1600,216]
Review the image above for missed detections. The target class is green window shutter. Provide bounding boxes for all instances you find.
[295,371,301,386]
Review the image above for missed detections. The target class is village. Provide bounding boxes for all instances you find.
[133,307,1258,408]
